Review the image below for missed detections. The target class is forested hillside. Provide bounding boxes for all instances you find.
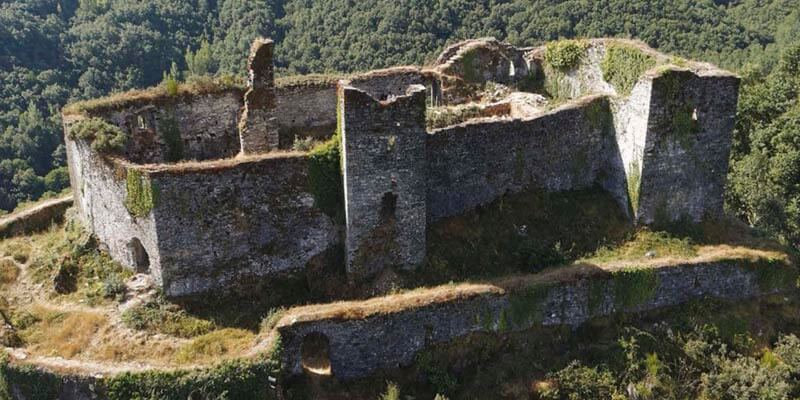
[1,0,798,247]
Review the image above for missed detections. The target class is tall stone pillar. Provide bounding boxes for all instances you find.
[239,38,279,154]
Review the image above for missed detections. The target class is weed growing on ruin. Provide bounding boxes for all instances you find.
[124,169,158,218]
[626,160,641,213]
[0,355,60,400]
[601,44,657,96]
[586,230,696,263]
[121,294,215,338]
[612,268,659,308]
[68,118,127,154]
[379,382,401,400]
[426,104,484,130]
[545,40,587,71]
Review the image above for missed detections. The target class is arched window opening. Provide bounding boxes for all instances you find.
[301,332,331,375]
[129,238,150,273]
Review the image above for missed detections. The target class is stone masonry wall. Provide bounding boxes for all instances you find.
[348,67,426,101]
[636,70,740,223]
[275,83,338,147]
[279,261,787,380]
[341,84,428,279]
[97,91,243,164]
[65,128,163,283]
[145,154,337,297]
[426,96,610,221]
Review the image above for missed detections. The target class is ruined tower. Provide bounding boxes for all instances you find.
[340,83,428,279]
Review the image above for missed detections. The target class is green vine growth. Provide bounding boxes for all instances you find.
[545,40,587,71]
[68,117,127,154]
[159,108,183,162]
[308,100,344,222]
[626,160,641,214]
[125,169,158,218]
[612,267,659,308]
[601,44,657,96]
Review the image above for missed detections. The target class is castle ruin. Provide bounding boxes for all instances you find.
[63,38,739,298]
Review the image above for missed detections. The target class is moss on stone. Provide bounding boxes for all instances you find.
[68,117,127,154]
[545,40,587,71]
[612,268,659,308]
[587,278,608,315]
[601,44,657,96]
[124,169,158,218]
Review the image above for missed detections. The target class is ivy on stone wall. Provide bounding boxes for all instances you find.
[124,169,158,218]
[612,268,659,308]
[308,133,344,222]
[601,44,657,96]
[0,355,60,400]
[507,284,552,328]
[159,108,184,162]
[68,117,128,154]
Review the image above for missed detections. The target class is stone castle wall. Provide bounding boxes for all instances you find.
[146,155,337,297]
[97,91,243,164]
[278,260,781,380]
[63,37,740,297]
[426,96,609,221]
[275,83,338,146]
[65,130,164,283]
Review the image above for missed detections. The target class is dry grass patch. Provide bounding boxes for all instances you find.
[174,328,255,365]
[19,306,107,358]
[0,259,20,288]
[0,238,32,264]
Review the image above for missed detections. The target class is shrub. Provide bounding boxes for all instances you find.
[43,167,70,193]
[539,361,620,400]
[545,40,587,70]
[701,355,792,400]
[601,44,657,96]
[379,382,401,400]
[121,295,214,338]
[68,118,127,154]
